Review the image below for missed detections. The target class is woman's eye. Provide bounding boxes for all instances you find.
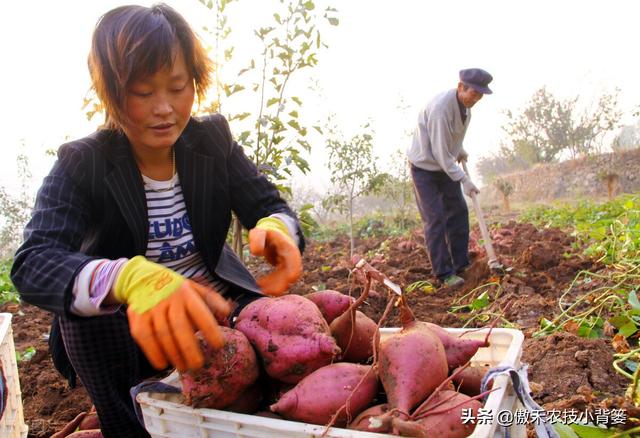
[131,90,152,97]
[171,84,187,92]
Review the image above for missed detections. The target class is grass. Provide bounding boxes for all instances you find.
[0,259,19,305]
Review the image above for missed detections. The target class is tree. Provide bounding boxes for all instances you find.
[494,178,513,213]
[377,149,414,230]
[198,0,339,257]
[612,122,640,153]
[324,121,379,257]
[201,0,338,183]
[502,87,621,164]
[476,150,530,184]
[0,146,34,258]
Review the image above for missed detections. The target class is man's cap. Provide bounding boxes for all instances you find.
[459,68,493,95]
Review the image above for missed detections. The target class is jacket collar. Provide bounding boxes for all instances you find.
[103,130,148,254]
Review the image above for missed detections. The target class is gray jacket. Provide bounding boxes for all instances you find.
[406,88,469,181]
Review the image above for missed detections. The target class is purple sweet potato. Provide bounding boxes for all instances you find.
[78,412,100,430]
[179,327,259,409]
[235,295,341,383]
[50,412,89,438]
[330,310,377,363]
[348,403,393,433]
[451,364,492,396]
[305,290,356,324]
[378,304,448,414]
[392,390,482,438]
[423,323,490,369]
[270,363,378,427]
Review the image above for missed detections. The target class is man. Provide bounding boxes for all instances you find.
[406,68,493,287]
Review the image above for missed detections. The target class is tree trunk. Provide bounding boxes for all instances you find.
[606,174,619,200]
[348,194,354,259]
[501,194,511,213]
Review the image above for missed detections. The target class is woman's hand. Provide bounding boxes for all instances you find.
[114,257,231,371]
[249,218,302,296]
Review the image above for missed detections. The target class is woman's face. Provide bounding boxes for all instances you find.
[121,48,195,154]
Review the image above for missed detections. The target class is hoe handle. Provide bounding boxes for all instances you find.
[461,161,499,268]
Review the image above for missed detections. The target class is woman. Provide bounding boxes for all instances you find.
[10,4,303,437]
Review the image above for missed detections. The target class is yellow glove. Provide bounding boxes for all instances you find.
[114,256,185,313]
[249,217,302,296]
[114,256,231,371]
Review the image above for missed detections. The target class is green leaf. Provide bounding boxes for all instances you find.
[619,321,638,338]
[570,423,618,437]
[17,346,36,362]
[267,97,280,107]
[629,290,640,310]
[577,320,602,338]
[471,291,490,310]
[288,110,299,118]
[230,112,251,122]
[288,120,301,131]
[540,317,556,330]
[292,96,302,106]
[554,423,580,438]
[609,315,631,328]
[327,17,339,26]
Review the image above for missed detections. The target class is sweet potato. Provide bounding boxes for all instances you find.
[330,310,377,363]
[423,323,489,369]
[179,327,259,409]
[78,413,99,431]
[270,363,378,427]
[392,390,482,438]
[50,412,88,438]
[378,304,448,414]
[348,403,393,433]
[305,290,355,324]
[236,295,341,383]
[451,364,492,396]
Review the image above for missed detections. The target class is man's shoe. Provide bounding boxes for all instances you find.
[443,274,464,288]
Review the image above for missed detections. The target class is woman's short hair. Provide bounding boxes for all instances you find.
[88,3,213,129]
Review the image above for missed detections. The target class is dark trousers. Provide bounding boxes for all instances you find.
[59,310,156,438]
[410,164,470,280]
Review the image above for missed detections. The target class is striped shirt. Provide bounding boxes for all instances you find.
[142,173,227,293]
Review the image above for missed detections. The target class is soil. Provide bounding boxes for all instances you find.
[4,219,635,437]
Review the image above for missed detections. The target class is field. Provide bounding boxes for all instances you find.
[4,196,640,437]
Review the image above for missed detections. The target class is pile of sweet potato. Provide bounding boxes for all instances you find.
[178,287,495,438]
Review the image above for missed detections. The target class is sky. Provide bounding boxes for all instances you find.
[2,0,640,199]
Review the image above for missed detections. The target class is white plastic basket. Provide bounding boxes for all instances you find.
[138,327,525,438]
[0,313,28,438]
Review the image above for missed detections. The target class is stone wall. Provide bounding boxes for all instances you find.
[482,148,640,203]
